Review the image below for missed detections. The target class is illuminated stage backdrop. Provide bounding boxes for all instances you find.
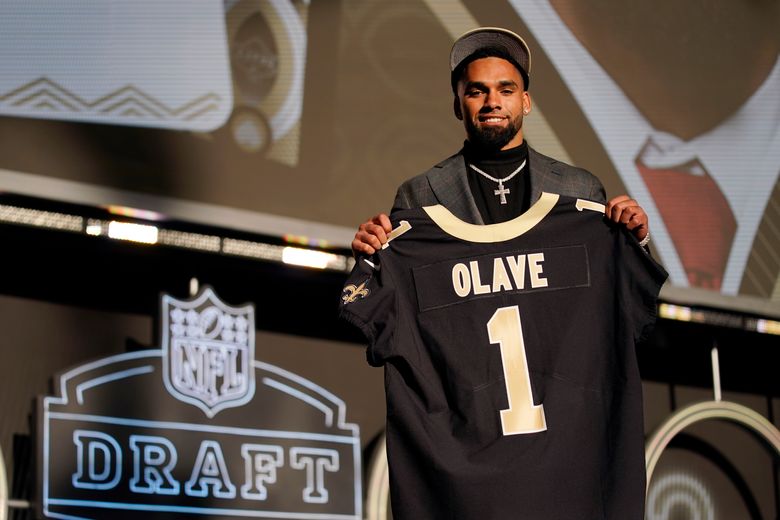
[37,287,362,520]
[0,2,777,312]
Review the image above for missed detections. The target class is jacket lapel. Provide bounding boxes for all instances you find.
[426,152,484,224]
[528,146,556,204]
[739,175,780,297]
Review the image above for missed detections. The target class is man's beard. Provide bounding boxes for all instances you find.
[465,115,522,152]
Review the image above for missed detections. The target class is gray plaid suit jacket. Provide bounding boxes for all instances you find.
[392,146,606,224]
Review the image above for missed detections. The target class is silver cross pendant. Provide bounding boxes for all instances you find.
[494,181,510,204]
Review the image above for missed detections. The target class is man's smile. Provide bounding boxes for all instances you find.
[478,115,508,124]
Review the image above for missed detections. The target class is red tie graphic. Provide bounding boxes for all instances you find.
[637,157,736,290]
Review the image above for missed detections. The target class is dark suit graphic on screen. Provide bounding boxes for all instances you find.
[483,0,780,298]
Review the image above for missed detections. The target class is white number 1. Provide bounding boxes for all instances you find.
[487,306,547,435]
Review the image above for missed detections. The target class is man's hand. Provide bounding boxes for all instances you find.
[605,195,649,241]
[352,213,392,257]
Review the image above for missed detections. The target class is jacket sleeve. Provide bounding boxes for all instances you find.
[590,176,607,204]
[392,183,413,213]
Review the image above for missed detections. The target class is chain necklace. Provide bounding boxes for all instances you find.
[468,159,527,205]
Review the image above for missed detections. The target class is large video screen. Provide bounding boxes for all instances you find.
[0,0,778,309]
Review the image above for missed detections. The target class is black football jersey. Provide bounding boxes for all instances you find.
[340,193,668,520]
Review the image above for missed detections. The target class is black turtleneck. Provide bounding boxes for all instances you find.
[463,140,531,224]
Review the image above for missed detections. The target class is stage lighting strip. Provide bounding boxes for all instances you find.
[0,204,354,273]
[659,303,780,336]
[0,204,82,232]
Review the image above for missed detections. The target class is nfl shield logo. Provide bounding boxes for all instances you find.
[161,286,255,417]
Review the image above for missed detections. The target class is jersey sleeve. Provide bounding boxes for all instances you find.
[616,227,669,342]
[338,253,397,367]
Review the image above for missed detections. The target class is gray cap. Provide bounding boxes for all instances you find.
[450,27,532,82]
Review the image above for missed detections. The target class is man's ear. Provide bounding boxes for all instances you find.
[453,96,463,120]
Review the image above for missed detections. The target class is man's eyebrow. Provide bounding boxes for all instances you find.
[464,81,488,90]
[463,79,519,89]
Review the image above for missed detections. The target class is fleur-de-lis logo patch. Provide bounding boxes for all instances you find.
[342,282,370,304]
